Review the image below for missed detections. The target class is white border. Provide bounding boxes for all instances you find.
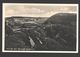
[2,3,79,53]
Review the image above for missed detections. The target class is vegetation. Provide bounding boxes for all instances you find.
[5,13,76,51]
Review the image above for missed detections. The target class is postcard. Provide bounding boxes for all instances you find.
[2,3,79,53]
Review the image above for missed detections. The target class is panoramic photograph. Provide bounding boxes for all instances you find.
[2,3,78,53]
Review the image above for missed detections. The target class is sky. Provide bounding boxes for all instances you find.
[3,4,78,17]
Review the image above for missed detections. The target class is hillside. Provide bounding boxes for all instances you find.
[44,13,76,26]
[5,13,77,51]
[43,13,77,50]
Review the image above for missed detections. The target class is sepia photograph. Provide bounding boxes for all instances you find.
[2,3,79,53]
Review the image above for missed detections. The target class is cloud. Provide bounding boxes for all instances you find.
[5,6,46,17]
[4,5,77,17]
[25,8,45,14]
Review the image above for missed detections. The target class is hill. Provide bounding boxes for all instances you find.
[44,13,76,27]
[43,13,77,50]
